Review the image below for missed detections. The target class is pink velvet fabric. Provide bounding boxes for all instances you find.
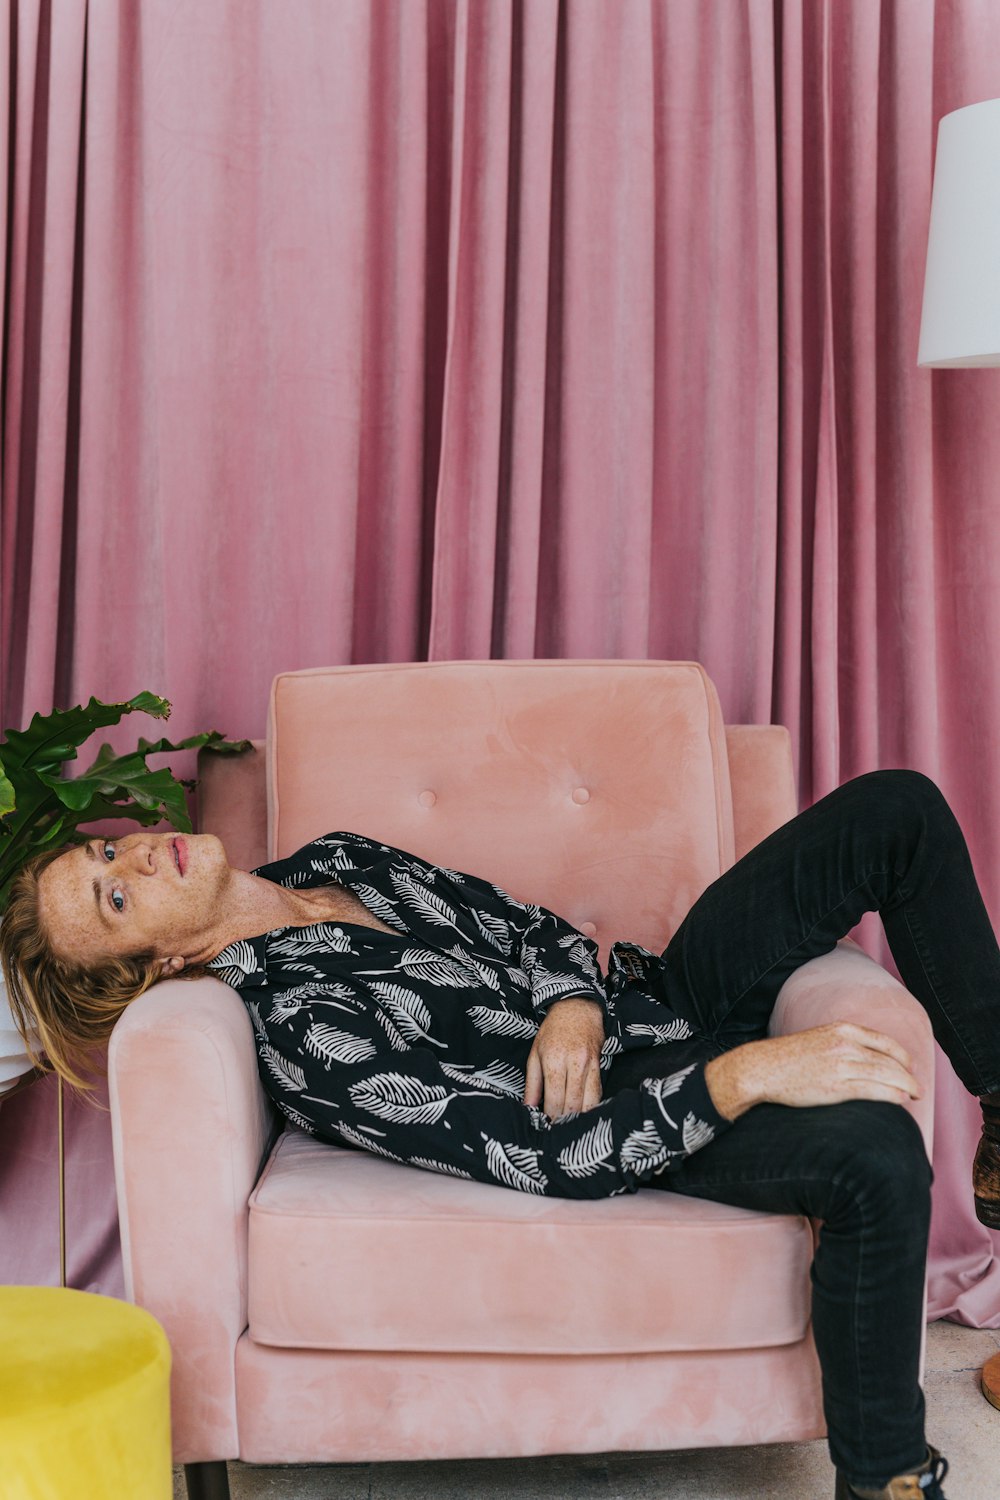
[233,1336,828,1465]
[248,1129,814,1356]
[268,662,736,963]
[2,0,999,1330]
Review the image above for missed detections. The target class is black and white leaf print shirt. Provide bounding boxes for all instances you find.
[206,831,734,1199]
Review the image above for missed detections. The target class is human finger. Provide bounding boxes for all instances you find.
[850,1051,923,1099]
[524,1048,543,1108]
[544,1062,567,1121]
[560,1052,592,1115]
[581,1061,603,1112]
[839,1021,913,1071]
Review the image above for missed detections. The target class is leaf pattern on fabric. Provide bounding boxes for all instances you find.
[619,1121,678,1171]
[482,1137,548,1194]
[336,1123,405,1161]
[642,1064,698,1130]
[471,907,513,954]
[439,1059,525,1097]
[260,1044,307,1093]
[440,944,488,982]
[646,1064,698,1097]
[214,938,259,977]
[556,1118,615,1177]
[520,941,541,975]
[409,1156,475,1180]
[392,854,438,881]
[489,882,529,911]
[304,1023,378,1067]
[369,981,446,1048]
[467,1006,539,1039]
[373,1008,412,1052]
[278,1105,318,1135]
[213,963,249,990]
[361,948,470,987]
[352,883,408,929]
[468,957,503,991]
[282,960,333,980]
[530,970,598,1004]
[270,924,354,956]
[390,871,465,932]
[349,1071,453,1125]
[310,848,355,872]
[682,1113,716,1152]
[267,984,326,1024]
[559,936,601,979]
[625,1018,694,1043]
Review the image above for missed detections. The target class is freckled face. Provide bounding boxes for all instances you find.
[37,832,230,964]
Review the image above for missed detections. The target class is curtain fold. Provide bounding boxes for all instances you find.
[3,0,1000,1326]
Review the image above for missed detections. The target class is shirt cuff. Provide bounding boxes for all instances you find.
[534,985,609,1019]
[681,1058,737,1138]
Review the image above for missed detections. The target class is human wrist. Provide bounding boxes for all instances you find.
[703,1044,764,1122]
[545,995,604,1019]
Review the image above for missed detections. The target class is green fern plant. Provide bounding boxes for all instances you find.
[0,691,251,911]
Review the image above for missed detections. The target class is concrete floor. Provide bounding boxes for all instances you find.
[172,1320,1000,1500]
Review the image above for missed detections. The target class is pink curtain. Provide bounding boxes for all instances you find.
[3,0,1000,1325]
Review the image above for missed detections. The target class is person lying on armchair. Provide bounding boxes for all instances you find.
[5,768,999,1500]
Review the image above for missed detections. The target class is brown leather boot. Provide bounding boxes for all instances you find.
[833,1443,949,1498]
[973,1092,1000,1228]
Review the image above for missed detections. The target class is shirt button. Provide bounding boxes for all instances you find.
[580,921,598,937]
[572,787,590,804]
[418,789,437,807]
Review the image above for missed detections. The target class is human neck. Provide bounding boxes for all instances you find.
[193,870,331,965]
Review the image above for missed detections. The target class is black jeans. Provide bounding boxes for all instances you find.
[603,769,1000,1490]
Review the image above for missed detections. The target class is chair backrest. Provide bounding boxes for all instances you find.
[263,659,737,966]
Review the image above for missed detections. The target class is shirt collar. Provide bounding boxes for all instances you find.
[205,832,377,988]
[206,933,269,987]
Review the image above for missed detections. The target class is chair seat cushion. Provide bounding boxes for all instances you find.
[247,1130,814,1356]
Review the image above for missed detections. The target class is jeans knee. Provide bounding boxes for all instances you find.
[826,1101,933,1220]
[856,768,950,826]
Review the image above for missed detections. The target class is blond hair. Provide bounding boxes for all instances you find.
[0,843,174,1103]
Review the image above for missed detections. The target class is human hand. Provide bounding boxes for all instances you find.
[711,1022,923,1119]
[524,997,605,1120]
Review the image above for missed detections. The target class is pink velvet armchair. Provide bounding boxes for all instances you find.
[107,660,936,1500]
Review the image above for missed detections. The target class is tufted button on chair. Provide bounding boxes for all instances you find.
[107,660,935,1500]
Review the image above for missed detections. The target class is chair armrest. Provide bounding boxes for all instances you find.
[107,976,277,1462]
[768,938,935,1158]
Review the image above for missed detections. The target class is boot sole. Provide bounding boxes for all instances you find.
[974,1194,1000,1229]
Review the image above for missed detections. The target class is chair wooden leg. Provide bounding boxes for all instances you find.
[184,1460,231,1500]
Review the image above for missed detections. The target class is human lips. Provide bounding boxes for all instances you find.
[172,836,186,877]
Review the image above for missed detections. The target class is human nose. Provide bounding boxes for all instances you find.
[122,838,157,874]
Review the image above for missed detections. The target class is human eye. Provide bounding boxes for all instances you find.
[110,887,125,913]
[102,841,116,861]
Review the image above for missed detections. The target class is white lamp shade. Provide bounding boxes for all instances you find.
[918,97,1000,367]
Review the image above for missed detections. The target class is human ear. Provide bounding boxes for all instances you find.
[159,956,185,976]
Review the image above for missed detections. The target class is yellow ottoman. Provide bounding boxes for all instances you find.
[0,1286,172,1499]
